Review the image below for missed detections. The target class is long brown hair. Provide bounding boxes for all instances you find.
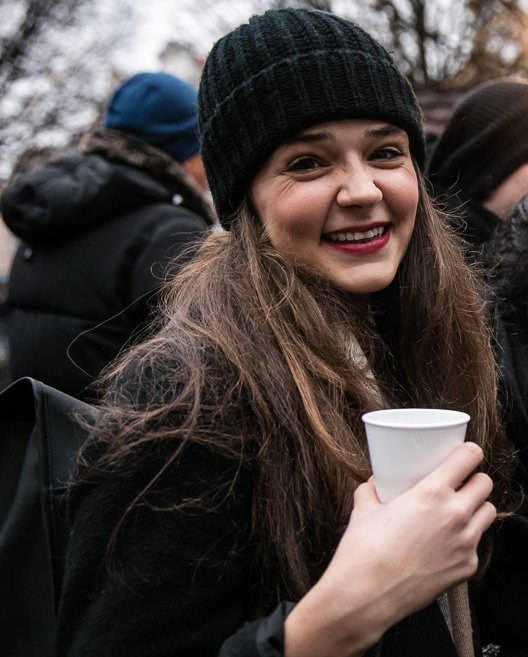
[87,169,514,607]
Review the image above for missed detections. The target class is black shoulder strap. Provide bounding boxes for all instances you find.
[32,378,98,604]
[0,377,97,657]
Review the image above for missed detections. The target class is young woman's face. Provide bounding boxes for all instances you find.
[250,119,419,295]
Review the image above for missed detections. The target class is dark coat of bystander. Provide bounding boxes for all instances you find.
[2,129,214,400]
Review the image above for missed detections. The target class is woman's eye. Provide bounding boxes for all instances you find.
[370,147,404,161]
[286,156,324,172]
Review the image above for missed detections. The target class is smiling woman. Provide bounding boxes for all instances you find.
[56,7,525,657]
[250,120,418,295]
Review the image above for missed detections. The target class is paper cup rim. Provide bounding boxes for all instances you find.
[362,408,470,429]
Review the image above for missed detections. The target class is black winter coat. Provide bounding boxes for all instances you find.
[56,365,528,657]
[482,196,528,475]
[56,430,528,657]
[1,131,214,399]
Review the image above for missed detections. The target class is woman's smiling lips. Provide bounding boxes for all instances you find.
[322,223,391,255]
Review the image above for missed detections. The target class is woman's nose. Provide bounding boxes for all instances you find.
[336,165,383,207]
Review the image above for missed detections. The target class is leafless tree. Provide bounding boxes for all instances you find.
[1,0,80,95]
[3,0,528,185]
[0,0,133,183]
[354,0,528,86]
[178,0,528,87]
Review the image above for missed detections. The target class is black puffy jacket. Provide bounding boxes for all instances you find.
[1,131,214,399]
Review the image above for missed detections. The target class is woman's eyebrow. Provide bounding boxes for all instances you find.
[281,131,334,147]
[281,125,406,148]
[365,125,407,138]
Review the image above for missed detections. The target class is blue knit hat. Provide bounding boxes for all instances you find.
[104,72,200,163]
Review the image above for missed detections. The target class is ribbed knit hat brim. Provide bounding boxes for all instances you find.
[198,8,425,225]
[427,78,528,203]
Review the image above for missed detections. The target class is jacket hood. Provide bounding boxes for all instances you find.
[1,129,214,245]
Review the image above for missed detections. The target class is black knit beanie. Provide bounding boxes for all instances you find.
[427,78,528,204]
[198,8,425,226]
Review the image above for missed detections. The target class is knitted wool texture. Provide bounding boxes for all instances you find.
[104,72,200,164]
[198,8,425,226]
[427,78,528,204]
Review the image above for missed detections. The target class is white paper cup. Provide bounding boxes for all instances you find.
[362,408,470,503]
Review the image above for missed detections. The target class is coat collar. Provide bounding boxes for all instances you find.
[79,128,216,224]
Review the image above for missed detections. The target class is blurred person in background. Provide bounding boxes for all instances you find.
[427,78,528,482]
[1,71,215,400]
[482,193,528,475]
[427,77,528,260]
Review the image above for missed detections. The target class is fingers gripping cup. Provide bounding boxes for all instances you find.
[362,408,470,503]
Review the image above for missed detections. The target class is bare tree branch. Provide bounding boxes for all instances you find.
[0,0,82,94]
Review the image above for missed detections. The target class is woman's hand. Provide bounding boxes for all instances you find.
[284,442,496,657]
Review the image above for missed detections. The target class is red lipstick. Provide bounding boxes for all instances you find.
[323,225,391,256]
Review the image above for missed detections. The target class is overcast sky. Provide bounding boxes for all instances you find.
[108,0,460,75]
[112,0,261,72]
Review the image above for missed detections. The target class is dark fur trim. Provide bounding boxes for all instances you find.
[483,195,528,323]
[79,128,216,224]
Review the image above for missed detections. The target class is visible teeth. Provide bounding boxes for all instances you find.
[326,226,385,242]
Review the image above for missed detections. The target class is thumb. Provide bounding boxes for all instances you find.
[353,477,380,509]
